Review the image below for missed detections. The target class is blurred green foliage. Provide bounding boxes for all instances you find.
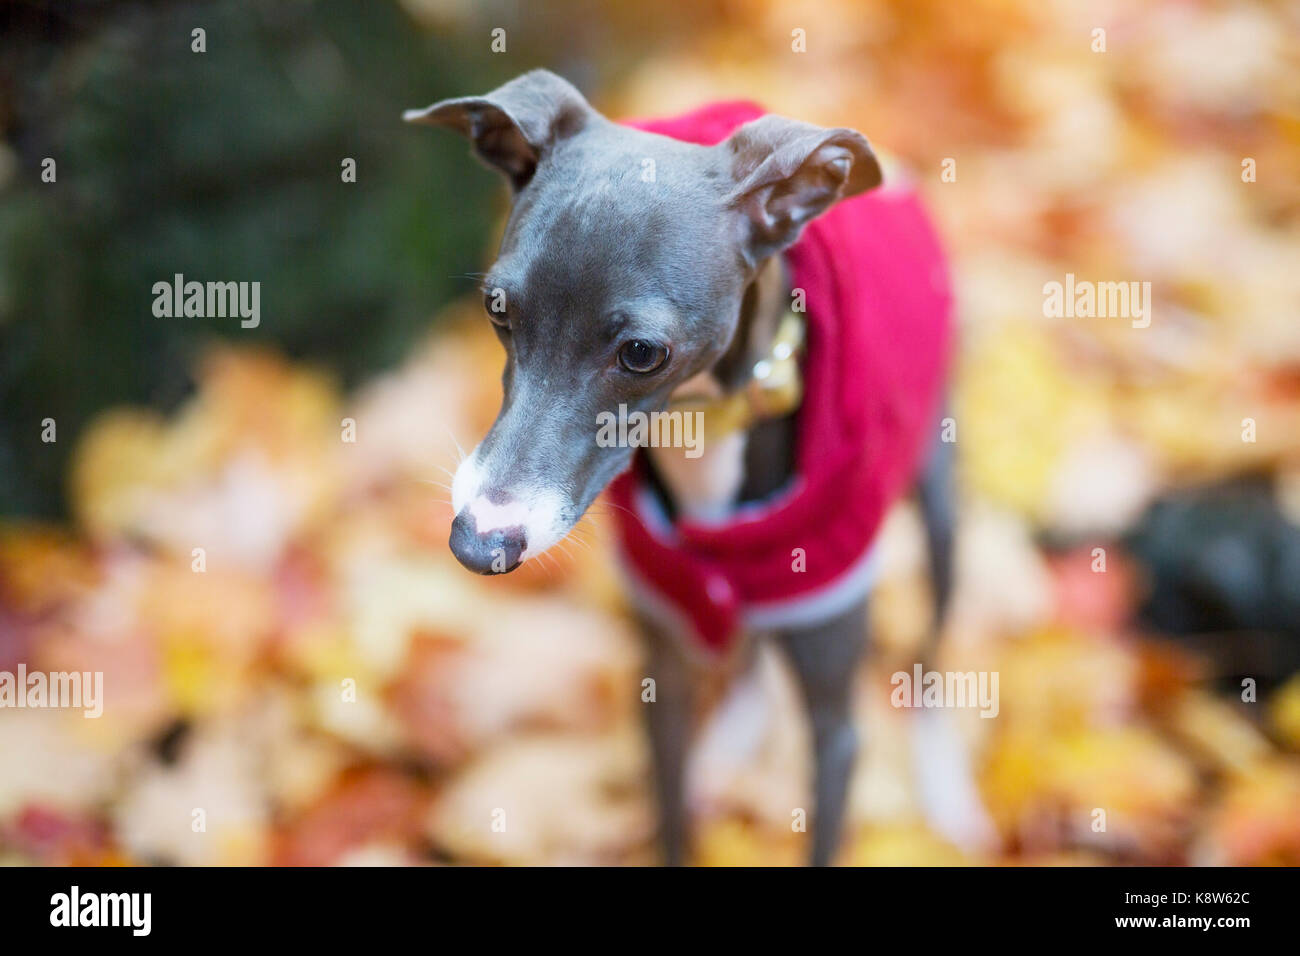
[0,0,512,517]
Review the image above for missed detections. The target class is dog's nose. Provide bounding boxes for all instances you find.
[449,509,526,574]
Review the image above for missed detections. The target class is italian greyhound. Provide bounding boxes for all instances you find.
[406,70,975,865]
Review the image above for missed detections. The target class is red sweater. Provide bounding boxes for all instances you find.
[607,102,954,651]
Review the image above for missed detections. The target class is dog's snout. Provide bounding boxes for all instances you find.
[449,450,570,570]
[449,509,526,575]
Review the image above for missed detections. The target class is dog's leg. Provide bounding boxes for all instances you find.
[637,611,698,866]
[775,600,868,866]
[916,414,956,647]
[911,415,998,852]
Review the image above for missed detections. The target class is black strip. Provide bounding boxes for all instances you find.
[0,864,1282,943]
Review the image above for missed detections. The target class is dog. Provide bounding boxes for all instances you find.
[406,69,983,865]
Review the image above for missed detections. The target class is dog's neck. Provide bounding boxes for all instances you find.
[714,255,792,392]
[648,257,797,522]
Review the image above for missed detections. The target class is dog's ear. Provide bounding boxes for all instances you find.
[404,69,592,191]
[721,115,882,265]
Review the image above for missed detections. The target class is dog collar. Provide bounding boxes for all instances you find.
[668,308,805,441]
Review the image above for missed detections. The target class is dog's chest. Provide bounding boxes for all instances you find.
[648,431,749,523]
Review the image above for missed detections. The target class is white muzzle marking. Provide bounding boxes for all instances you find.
[450,447,569,561]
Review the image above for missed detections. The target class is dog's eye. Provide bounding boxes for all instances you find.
[482,288,510,329]
[618,339,668,374]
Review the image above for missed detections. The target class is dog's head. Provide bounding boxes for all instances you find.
[406,70,880,573]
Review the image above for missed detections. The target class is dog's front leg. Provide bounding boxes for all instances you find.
[775,599,869,866]
[637,610,700,866]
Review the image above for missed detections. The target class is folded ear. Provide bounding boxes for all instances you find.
[404,69,592,191]
[721,114,882,265]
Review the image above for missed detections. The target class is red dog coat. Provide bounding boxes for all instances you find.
[606,102,954,651]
